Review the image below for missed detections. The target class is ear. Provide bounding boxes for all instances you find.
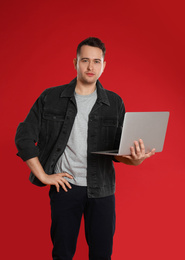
[73,58,77,70]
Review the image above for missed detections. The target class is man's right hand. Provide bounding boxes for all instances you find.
[26,157,73,192]
[41,172,73,192]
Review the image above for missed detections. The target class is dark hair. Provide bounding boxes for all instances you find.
[77,37,106,58]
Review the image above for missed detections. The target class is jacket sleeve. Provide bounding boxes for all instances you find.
[15,89,48,161]
[112,96,125,162]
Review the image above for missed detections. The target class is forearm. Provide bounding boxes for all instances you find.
[25,157,73,192]
[26,157,48,184]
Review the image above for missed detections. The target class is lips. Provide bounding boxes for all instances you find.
[86,73,95,77]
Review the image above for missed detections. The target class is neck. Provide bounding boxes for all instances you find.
[75,79,96,95]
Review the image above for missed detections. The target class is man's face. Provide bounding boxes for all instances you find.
[74,45,106,85]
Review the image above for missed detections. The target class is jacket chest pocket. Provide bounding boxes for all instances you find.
[102,117,118,147]
[41,113,65,142]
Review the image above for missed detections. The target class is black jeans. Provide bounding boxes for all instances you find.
[49,184,116,260]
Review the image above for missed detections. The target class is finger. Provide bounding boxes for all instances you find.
[145,148,156,158]
[58,172,73,179]
[130,146,136,158]
[150,148,156,155]
[58,180,68,192]
[55,182,60,193]
[139,139,145,154]
[61,177,72,189]
[123,155,132,159]
[134,141,141,154]
[63,172,74,179]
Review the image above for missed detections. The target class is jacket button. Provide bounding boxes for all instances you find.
[56,148,61,152]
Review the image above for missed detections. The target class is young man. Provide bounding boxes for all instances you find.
[15,37,155,260]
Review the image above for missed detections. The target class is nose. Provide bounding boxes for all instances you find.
[87,60,93,70]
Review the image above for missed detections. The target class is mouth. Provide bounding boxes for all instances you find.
[86,73,95,77]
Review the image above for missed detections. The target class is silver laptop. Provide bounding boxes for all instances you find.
[92,112,169,156]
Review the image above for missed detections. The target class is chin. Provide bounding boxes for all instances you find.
[83,77,97,84]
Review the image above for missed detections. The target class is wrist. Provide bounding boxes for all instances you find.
[39,172,49,184]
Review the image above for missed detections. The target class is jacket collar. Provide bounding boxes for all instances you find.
[60,78,110,106]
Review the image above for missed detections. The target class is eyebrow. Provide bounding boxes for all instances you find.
[81,58,102,61]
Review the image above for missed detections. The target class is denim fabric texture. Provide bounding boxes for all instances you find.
[15,78,125,198]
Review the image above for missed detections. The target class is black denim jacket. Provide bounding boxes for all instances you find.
[15,78,125,198]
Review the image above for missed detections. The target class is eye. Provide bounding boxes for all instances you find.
[94,60,101,64]
[82,59,88,62]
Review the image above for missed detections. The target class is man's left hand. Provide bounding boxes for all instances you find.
[114,139,155,166]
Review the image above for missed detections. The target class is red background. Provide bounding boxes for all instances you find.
[1,0,185,259]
